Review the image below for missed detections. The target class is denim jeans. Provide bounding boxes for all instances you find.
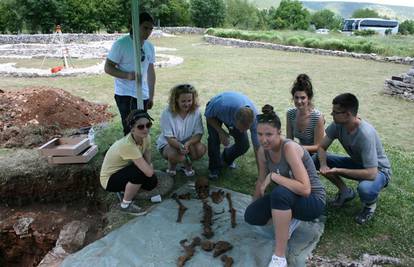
[207,122,249,172]
[313,154,390,204]
[114,95,148,136]
[244,185,325,224]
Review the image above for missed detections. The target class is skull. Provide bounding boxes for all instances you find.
[195,176,209,199]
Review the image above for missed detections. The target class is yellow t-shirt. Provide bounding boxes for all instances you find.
[100,133,151,189]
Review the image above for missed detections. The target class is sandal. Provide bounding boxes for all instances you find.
[180,166,195,177]
[166,169,176,176]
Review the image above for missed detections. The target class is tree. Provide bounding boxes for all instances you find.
[60,0,100,33]
[190,0,225,28]
[311,9,342,30]
[352,8,381,18]
[268,0,310,30]
[16,0,66,33]
[0,0,23,33]
[399,20,414,35]
[158,0,191,26]
[97,0,129,33]
[224,0,260,30]
[0,2,9,33]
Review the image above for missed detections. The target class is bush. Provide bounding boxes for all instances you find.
[303,37,320,48]
[320,39,347,51]
[286,36,302,46]
[353,29,377,36]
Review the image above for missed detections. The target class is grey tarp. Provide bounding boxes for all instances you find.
[61,184,324,267]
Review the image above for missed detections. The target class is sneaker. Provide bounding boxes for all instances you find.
[268,255,287,267]
[355,206,375,225]
[228,162,237,169]
[166,169,176,176]
[221,152,237,169]
[116,192,124,203]
[329,187,356,208]
[119,203,146,216]
[208,169,219,181]
[180,166,195,177]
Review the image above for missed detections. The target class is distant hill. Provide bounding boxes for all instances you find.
[249,0,414,21]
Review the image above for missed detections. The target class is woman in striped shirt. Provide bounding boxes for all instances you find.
[286,74,324,154]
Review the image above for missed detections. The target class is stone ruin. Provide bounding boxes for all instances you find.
[0,31,184,78]
[384,66,414,101]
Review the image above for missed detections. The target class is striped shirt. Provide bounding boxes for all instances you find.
[287,107,322,146]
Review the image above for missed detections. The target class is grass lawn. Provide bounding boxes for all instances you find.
[1,34,413,263]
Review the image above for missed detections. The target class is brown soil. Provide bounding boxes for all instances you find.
[0,86,113,148]
[0,202,106,267]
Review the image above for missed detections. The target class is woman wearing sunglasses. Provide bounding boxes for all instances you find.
[156,84,206,177]
[100,110,158,215]
[244,105,325,267]
[286,74,324,155]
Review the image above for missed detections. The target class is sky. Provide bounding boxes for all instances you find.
[303,0,414,7]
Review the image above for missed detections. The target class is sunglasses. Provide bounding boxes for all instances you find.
[330,110,347,115]
[256,114,276,123]
[141,48,145,62]
[136,122,152,130]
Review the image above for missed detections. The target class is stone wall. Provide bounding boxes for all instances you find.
[0,27,205,44]
[156,26,205,35]
[384,67,414,101]
[203,35,414,65]
[0,34,123,44]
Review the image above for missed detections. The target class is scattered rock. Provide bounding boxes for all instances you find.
[384,66,414,101]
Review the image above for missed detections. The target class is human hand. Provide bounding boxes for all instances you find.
[324,167,339,175]
[260,175,272,195]
[183,142,191,152]
[219,131,230,147]
[269,172,280,183]
[127,72,136,80]
[146,99,154,110]
[319,165,331,176]
[179,143,189,155]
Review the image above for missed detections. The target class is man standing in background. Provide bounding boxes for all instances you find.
[105,11,156,135]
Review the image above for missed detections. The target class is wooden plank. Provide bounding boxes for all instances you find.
[38,137,90,157]
[47,145,98,164]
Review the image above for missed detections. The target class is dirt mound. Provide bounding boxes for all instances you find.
[0,86,113,148]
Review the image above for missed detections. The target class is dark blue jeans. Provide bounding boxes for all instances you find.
[207,122,249,172]
[313,153,390,204]
[244,186,325,224]
[114,95,149,136]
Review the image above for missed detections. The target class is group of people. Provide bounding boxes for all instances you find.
[98,12,391,267]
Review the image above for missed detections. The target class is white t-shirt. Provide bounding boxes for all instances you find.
[107,35,155,100]
[156,107,204,150]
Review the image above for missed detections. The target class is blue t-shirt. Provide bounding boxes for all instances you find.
[204,91,259,148]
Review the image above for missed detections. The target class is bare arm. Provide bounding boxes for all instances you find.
[326,166,378,180]
[317,135,333,173]
[270,142,311,197]
[206,117,230,146]
[253,147,270,200]
[133,155,154,177]
[104,58,135,80]
[302,115,325,153]
[146,63,156,109]
[184,134,202,149]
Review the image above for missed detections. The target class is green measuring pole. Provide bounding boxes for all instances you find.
[131,0,143,110]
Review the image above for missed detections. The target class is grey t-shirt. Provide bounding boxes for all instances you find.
[325,120,391,172]
[265,140,326,203]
